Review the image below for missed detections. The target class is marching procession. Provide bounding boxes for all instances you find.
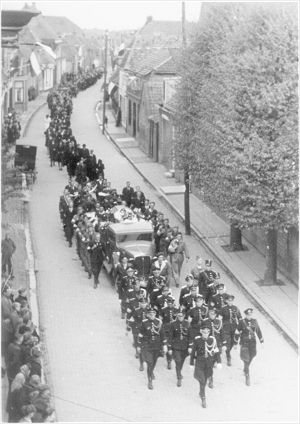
[46,74,264,409]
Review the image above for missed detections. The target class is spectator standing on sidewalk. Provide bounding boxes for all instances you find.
[2,234,16,277]
[168,232,190,288]
[7,372,27,422]
[18,404,37,423]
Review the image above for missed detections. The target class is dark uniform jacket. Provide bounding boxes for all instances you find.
[181,293,198,314]
[129,307,148,334]
[234,318,264,346]
[190,335,219,374]
[118,275,138,300]
[188,305,209,326]
[147,275,165,294]
[179,285,191,306]
[211,293,228,314]
[138,318,166,351]
[160,306,178,325]
[221,305,242,332]
[168,319,191,351]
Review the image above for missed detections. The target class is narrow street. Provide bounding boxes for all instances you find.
[27,81,298,422]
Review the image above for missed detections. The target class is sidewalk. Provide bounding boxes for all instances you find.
[1,93,49,422]
[97,102,298,351]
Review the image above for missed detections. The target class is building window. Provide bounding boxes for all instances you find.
[137,104,140,132]
[128,99,132,125]
[14,81,24,103]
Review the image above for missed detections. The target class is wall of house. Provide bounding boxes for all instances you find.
[42,67,54,91]
[135,74,165,157]
[159,109,174,168]
[119,70,129,129]
[243,227,298,284]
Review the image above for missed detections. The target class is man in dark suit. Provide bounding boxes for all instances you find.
[122,181,134,206]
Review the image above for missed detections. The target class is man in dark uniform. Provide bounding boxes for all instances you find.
[155,286,172,314]
[210,283,228,314]
[188,294,209,341]
[118,267,137,319]
[181,286,199,316]
[168,310,191,387]
[203,259,219,304]
[234,308,264,386]
[159,296,178,369]
[137,307,167,390]
[127,295,149,369]
[179,274,195,306]
[148,272,166,309]
[220,294,242,366]
[190,323,220,408]
[114,256,130,291]
[147,268,165,295]
[87,232,104,288]
[202,308,225,388]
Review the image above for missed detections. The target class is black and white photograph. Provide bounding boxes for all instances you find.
[1,0,298,422]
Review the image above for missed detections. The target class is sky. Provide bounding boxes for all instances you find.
[2,0,203,30]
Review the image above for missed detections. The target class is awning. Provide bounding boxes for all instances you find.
[30,51,41,76]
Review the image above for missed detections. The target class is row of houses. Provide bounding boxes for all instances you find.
[108,15,298,284]
[108,16,194,170]
[1,3,102,117]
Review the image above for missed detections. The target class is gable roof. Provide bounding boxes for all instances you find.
[125,47,174,76]
[154,55,178,74]
[27,14,56,43]
[42,15,83,37]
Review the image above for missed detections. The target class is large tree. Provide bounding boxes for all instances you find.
[173,3,298,283]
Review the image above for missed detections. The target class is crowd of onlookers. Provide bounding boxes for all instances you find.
[2,109,21,146]
[1,283,55,422]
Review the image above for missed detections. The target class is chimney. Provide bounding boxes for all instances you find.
[146,16,153,25]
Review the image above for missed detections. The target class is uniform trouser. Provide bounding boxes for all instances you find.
[142,348,161,380]
[133,331,144,366]
[163,327,172,364]
[173,350,188,379]
[223,330,236,358]
[240,343,257,375]
[91,265,101,285]
[194,360,213,398]
[65,223,73,243]
[120,299,126,315]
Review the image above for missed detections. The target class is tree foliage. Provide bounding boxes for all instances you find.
[173,3,298,231]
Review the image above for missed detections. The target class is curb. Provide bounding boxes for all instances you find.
[95,102,298,352]
[22,100,47,138]
[20,105,57,420]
